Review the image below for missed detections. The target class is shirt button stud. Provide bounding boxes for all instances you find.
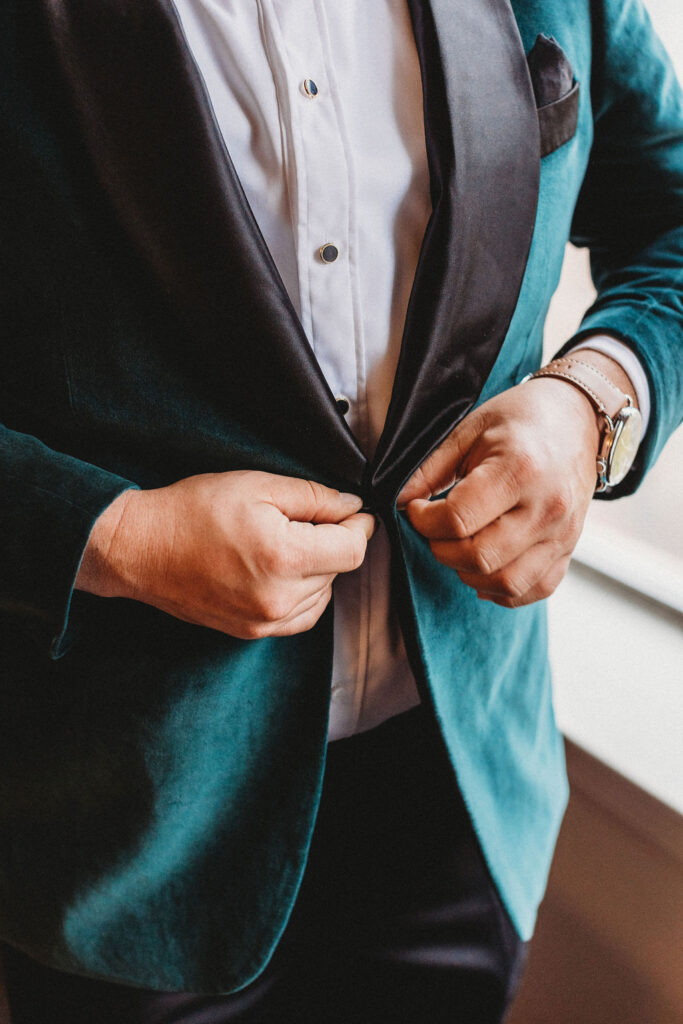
[319,243,339,264]
[335,395,350,416]
[302,78,319,98]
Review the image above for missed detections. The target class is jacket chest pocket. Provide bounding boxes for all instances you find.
[527,34,580,157]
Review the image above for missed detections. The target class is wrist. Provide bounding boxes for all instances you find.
[76,488,153,599]
[525,374,602,455]
[524,353,643,491]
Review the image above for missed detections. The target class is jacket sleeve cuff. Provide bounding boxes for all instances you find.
[0,424,139,659]
[555,305,678,499]
[49,482,140,660]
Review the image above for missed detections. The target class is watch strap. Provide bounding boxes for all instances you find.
[526,356,630,424]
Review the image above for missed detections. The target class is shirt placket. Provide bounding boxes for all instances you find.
[259,0,370,736]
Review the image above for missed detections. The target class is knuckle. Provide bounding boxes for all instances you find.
[242,620,271,640]
[545,556,571,597]
[471,544,495,575]
[536,578,558,600]
[256,591,289,623]
[544,486,573,522]
[446,501,474,539]
[262,542,293,577]
[512,446,540,484]
[260,546,282,576]
[311,596,331,624]
[298,611,322,634]
[497,571,524,601]
[292,596,331,636]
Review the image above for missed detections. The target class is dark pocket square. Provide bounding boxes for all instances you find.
[527,34,580,157]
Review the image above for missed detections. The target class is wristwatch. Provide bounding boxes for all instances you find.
[522,356,643,492]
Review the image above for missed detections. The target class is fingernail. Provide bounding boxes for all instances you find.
[339,492,363,509]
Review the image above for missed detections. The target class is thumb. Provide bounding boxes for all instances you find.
[397,409,484,506]
[266,476,364,525]
[338,511,376,542]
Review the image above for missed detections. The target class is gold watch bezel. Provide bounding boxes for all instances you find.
[596,402,643,491]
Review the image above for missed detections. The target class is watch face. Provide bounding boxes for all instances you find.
[607,407,642,486]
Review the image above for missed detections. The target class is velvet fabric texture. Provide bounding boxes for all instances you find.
[0,0,681,993]
[1,707,527,1023]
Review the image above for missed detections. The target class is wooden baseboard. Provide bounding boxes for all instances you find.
[507,740,683,1024]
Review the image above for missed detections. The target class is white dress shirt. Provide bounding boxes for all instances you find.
[171,0,649,740]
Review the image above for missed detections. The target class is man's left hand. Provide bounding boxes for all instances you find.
[397,375,603,608]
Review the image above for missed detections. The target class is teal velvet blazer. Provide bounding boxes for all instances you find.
[1,0,681,993]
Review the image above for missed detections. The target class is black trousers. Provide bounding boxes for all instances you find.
[2,706,527,1023]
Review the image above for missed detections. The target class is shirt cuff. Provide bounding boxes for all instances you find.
[565,334,651,434]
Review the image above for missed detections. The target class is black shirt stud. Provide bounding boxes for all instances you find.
[319,243,339,264]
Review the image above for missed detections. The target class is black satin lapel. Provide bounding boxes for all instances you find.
[40,0,365,488]
[370,0,540,504]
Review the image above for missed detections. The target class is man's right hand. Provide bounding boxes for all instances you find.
[75,471,375,639]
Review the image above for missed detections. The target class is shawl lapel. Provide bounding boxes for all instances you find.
[370,0,541,504]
